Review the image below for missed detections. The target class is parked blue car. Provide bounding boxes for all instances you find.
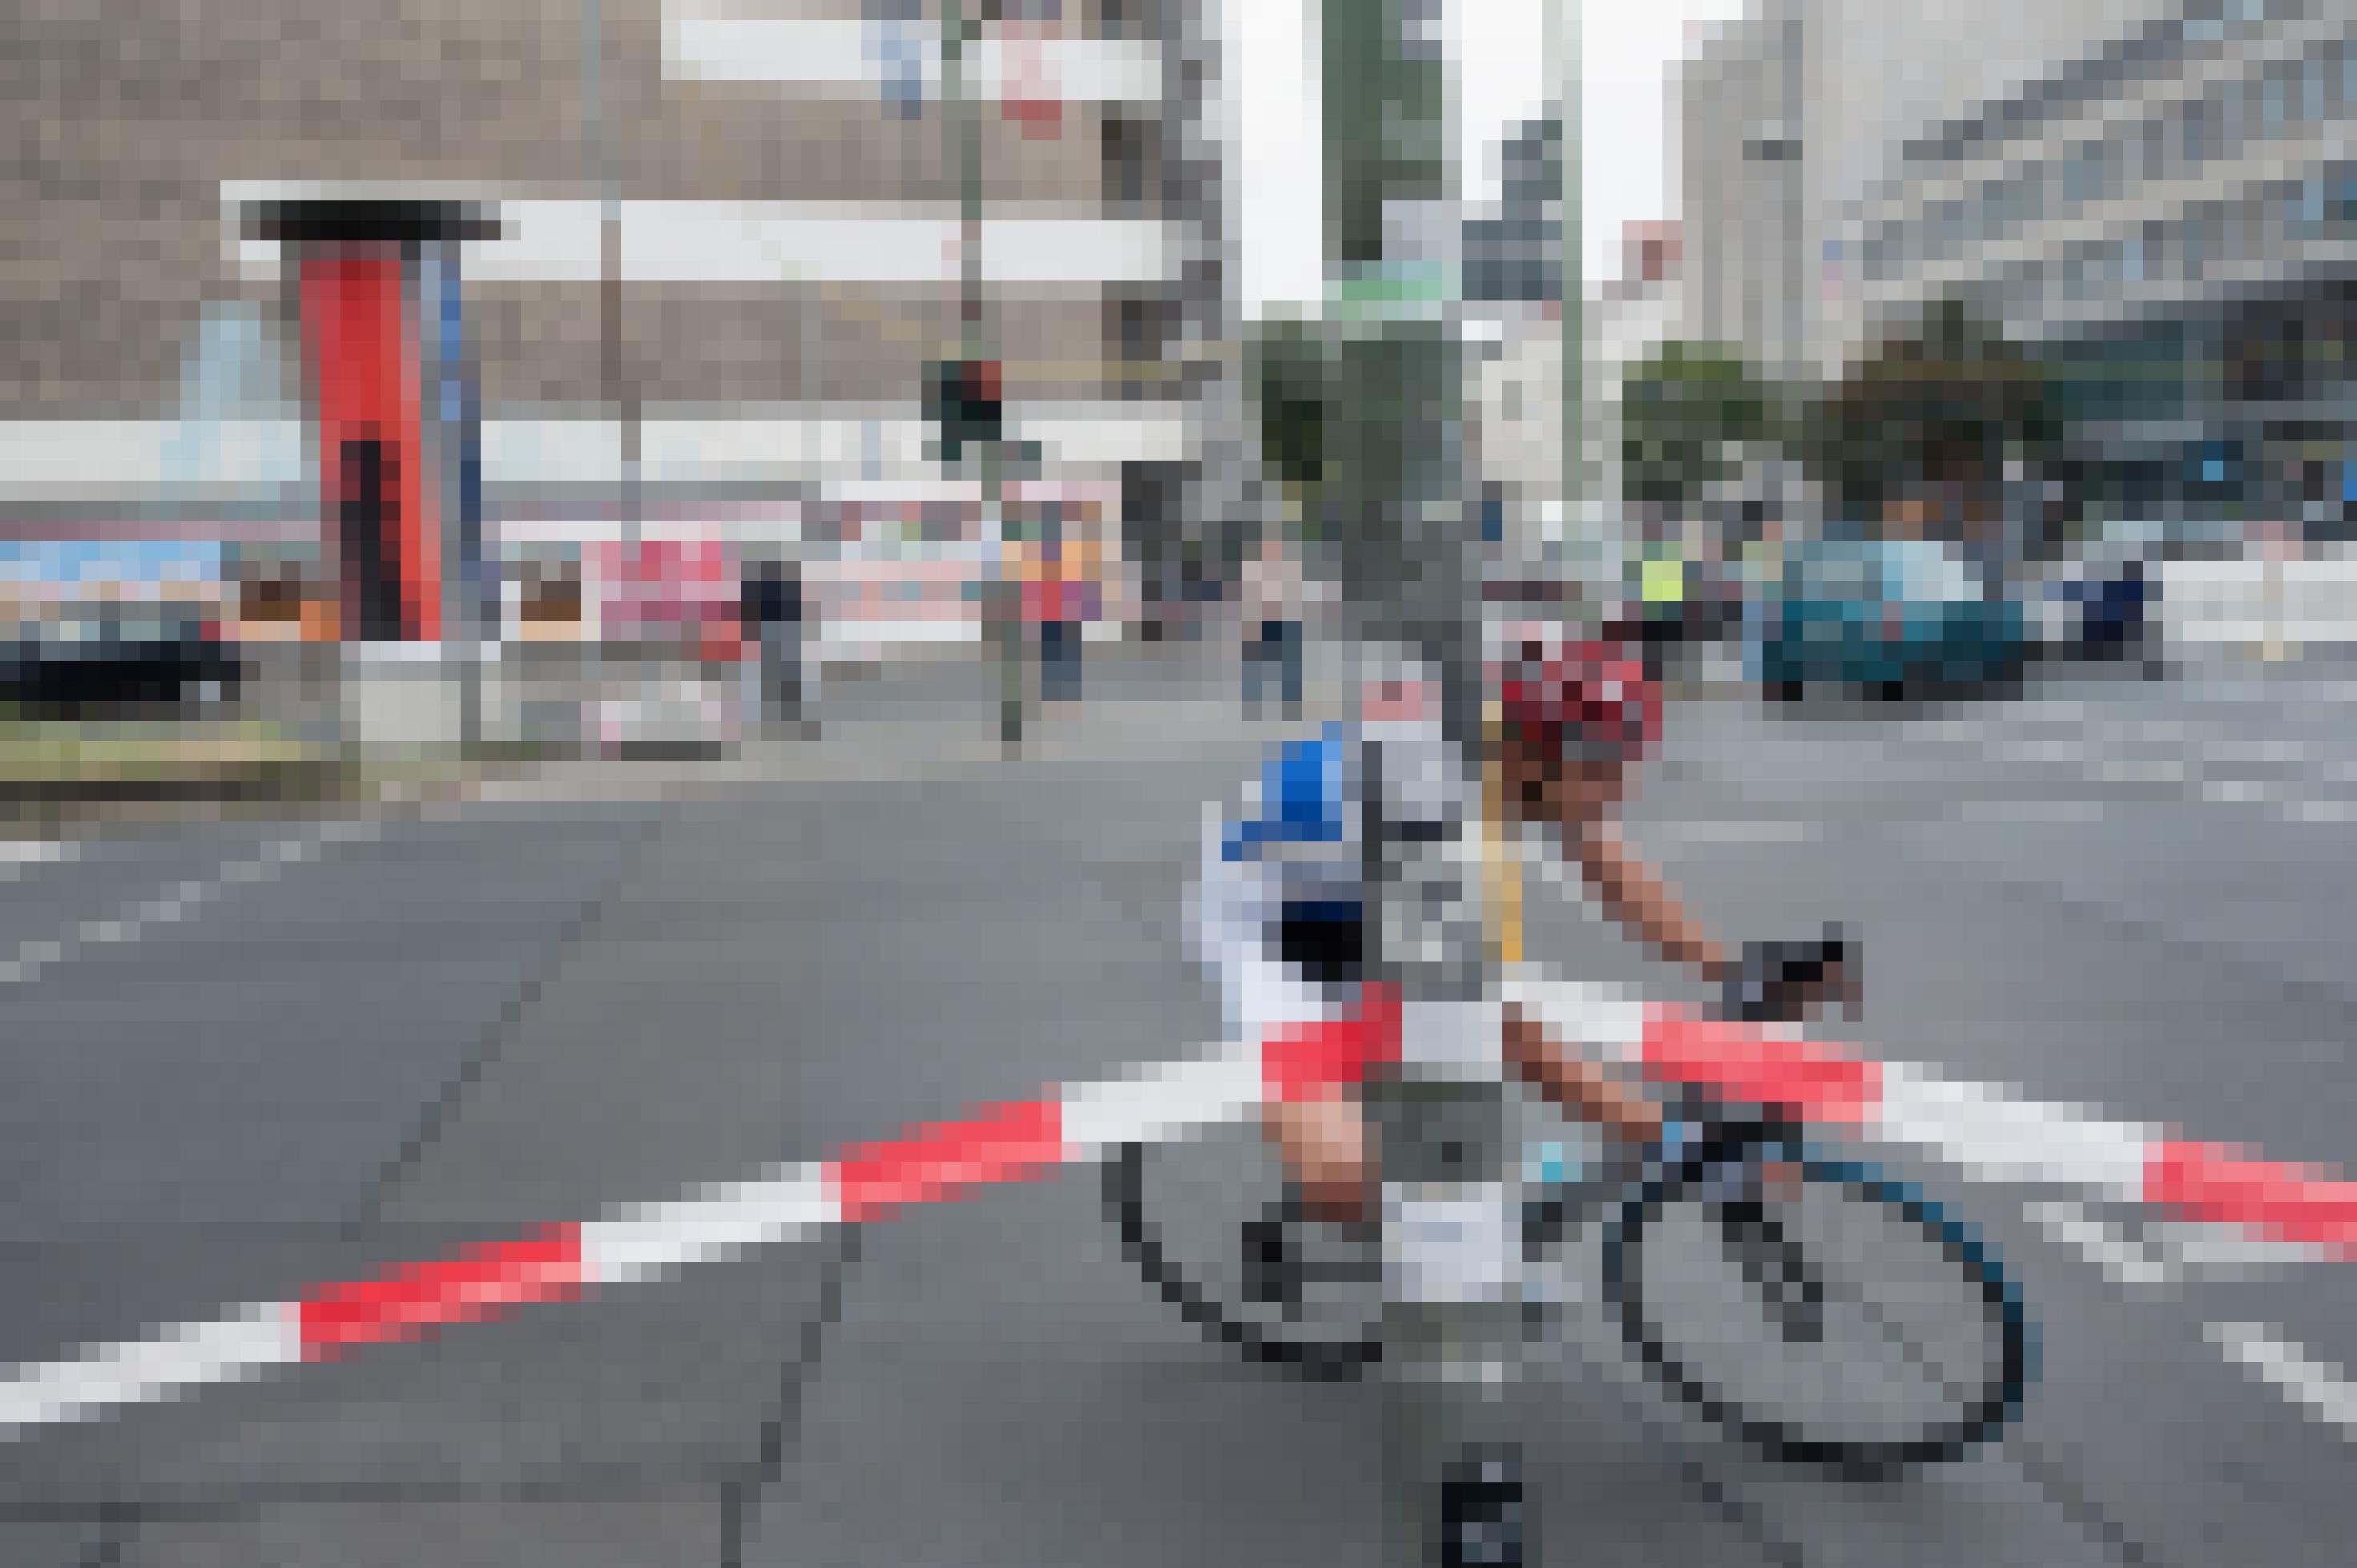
[1759,538,2028,700]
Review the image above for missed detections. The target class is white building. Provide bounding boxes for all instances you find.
[1676,0,2182,377]
[1680,0,2357,535]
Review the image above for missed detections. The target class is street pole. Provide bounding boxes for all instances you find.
[1316,2,1530,1562]
[943,0,1023,747]
[585,0,641,733]
[1550,1,1584,570]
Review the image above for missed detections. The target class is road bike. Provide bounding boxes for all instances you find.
[1105,1042,2037,1482]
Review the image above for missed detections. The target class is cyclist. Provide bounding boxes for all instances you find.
[1191,615,1851,1284]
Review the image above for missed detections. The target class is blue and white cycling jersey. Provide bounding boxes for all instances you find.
[1193,663,1501,1045]
[1193,724,1368,1042]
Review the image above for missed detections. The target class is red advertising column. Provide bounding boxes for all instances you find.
[248,201,498,644]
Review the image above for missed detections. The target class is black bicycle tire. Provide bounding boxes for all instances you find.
[1600,1137,2034,1481]
[1102,1143,1382,1383]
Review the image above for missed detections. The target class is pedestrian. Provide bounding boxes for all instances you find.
[1241,532,1304,719]
[1030,519,1086,707]
[739,557,812,736]
[775,555,812,733]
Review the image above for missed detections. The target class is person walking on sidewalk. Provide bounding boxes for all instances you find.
[1241,532,1305,719]
[1033,525,1088,707]
[739,556,812,736]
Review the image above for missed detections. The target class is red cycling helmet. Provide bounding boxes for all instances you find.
[1486,620,1661,768]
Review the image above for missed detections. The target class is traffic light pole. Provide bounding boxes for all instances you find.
[943,0,1025,747]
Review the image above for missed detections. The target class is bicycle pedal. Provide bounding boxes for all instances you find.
[1241,1216,1299,1308]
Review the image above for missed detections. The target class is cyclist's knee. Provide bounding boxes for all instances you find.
[1265,1095,1374,1221]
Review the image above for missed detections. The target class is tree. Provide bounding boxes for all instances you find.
[1618,342,1781,518]
[1803,296,2062,542]
[1247,312,1340,539]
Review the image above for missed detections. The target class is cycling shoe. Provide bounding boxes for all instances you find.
[1439,1443,1526,1567]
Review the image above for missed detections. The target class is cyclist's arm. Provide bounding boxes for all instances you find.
[1564,820,1732,986]
[1502,1003,1663,1144]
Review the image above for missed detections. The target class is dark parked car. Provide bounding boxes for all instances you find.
[0,609,244,715]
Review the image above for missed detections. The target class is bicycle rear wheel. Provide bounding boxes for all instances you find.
[1600,1131,2033,1479]
[1104,1123,1384,1382]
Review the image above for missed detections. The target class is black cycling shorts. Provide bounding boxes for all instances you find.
[1274,899,1366,987]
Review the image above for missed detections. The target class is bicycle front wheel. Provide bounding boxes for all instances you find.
[1600,1136,2033,1480]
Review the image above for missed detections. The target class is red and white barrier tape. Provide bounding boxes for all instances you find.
[1502,971,2357,1260]
[6,972,2351,1443]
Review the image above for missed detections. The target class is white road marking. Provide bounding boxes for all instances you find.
[0,840,83,880]
[0,818,381,986]
[2205,1322,2357,1439]
[2025,1199,2175,1288]
[1894,696,2357,826]
[2026,1199,2340,1287]
[2025,1207,2357,1441]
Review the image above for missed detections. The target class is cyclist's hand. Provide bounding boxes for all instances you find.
[1720,924,1859,1025]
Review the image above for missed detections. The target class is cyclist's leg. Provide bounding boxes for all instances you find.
[1194,823,1376,1224]
[1263,1088,1373,1225]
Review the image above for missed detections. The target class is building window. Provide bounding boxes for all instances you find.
[2332,167,2357,227]
[2178,99,2217,170]
[2061,143,2100,204]
[2182,211,2217,276]
[2298,47,2332,123]
[2133,118,2168,183]
[1100,115,1151,209]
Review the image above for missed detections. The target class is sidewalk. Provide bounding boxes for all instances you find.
[473,639,1311,804]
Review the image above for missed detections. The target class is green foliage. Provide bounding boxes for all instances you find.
[1619,341,1782,514]
[1247,314,1341,534]
[1802,296,2063,530]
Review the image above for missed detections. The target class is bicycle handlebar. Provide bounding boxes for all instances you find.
[1721,923,1859,1025]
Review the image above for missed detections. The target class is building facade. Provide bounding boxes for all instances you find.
[1833,0,2357,537]
[1677,0,2357,538]
[1676,0,2178,379]
[1464,118,1566,566]
[2,0,1239,643]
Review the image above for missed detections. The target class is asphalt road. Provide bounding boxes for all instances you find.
[2,638,2353,1566]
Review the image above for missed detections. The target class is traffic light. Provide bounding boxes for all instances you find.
[928,358,1002,463]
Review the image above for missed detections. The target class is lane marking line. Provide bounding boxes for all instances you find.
[0,839,82,878]
[2205,1321,2357,1439]
[2025,1199,2175,1288]
[0,818,381,987]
